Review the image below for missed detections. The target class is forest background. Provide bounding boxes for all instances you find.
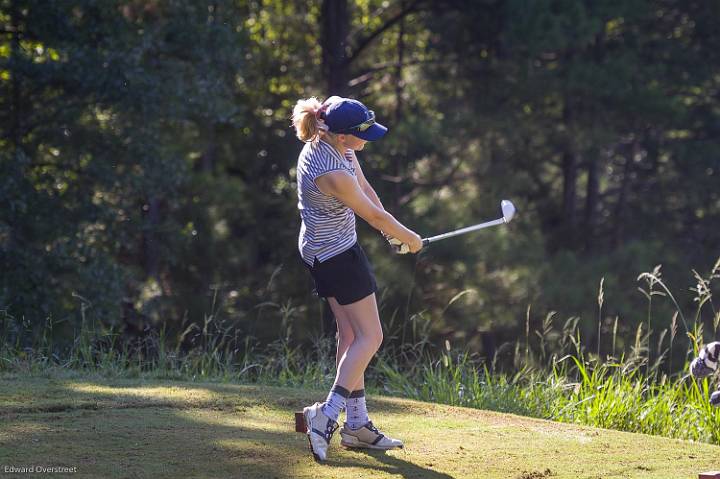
[2,0,719,371]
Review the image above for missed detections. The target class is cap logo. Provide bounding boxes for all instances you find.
[354,110,375,132]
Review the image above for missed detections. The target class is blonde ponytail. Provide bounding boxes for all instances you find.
[292,97,324,142]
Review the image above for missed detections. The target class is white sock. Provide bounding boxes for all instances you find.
[321,385,350,422]
[346,389,370,429]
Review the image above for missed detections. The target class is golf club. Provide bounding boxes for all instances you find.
[422,199,516,246]
[389,200,516,253]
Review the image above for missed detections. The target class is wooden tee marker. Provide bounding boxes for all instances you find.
[699,472,720,479]
[295,411,306,433]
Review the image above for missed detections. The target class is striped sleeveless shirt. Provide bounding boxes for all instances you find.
[296,140,357,265]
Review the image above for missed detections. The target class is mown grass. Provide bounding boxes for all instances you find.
[1,258,720,447]
[1,375,720,479]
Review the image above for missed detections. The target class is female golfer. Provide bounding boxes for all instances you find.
[292,96,422,461]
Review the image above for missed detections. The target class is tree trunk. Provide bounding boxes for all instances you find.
[10,0,21,149]
[584,154,599,251]
[198,4,218,174]
[392,1,406,208]
[561,149,578,245]
[321,0,349,95]
[198,125,217,173]
[561,102,578,248]
[318,0,346,338]
[142,197,161,280]
[395,2,405,122]
[612,141,636,248]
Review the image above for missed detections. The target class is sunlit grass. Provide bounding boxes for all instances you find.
[68,383,221,402]
[1,377,720,478]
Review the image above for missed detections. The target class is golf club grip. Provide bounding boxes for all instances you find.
[422,239,430,246]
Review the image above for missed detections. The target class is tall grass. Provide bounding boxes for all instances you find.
[378,257,720,444]
[1,258,720,444]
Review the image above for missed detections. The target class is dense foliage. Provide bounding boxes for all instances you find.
[2,0,719,368]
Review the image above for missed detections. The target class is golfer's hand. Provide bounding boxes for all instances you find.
[386,236,410,254]
[390,234,423,254]
[383,232,423,255]
[407,233,423,253]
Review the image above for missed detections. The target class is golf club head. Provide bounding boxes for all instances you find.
[501,200,516,223]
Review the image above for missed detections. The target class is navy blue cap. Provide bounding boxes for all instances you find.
[321,98,388,141]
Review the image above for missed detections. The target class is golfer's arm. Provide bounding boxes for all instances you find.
[362,183,384,210]
[315,172,415,244]
[350,153,384,210]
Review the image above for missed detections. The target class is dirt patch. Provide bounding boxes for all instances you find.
[516,469,553,479]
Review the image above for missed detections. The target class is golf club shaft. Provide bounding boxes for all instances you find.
[422,217,506,245]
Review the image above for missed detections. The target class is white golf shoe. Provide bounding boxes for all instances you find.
[303,402,338,461]
[339,421,403,450]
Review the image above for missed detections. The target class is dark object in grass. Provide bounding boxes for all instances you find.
[699,472,720,479]
[691,357,715,378]
[295,411,306,432]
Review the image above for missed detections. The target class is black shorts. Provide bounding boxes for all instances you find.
[304,242,378,305]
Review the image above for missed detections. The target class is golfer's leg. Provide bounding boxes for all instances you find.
[328,297,364,391]
[332,293,382,391]
[329,297,371,430]
[301,297,365,462]
[331,295,403,449]
[314,294,379,429]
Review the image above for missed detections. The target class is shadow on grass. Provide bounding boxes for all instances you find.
[0,378,440,420]
[329,448,456,479]
[0,379,456,479]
